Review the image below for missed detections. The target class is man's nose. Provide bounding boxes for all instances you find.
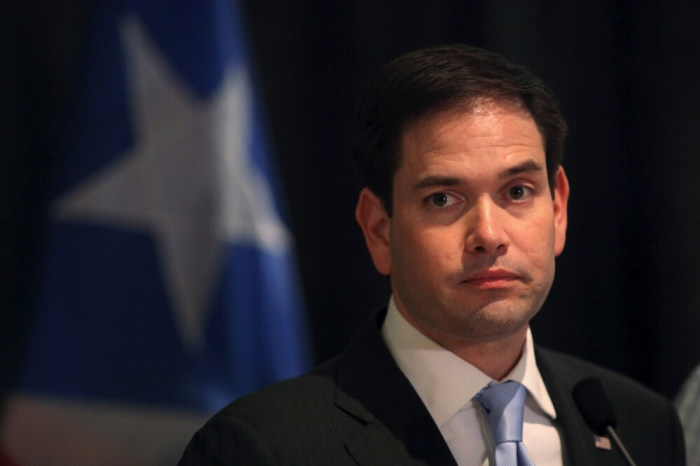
[464,197,509,256]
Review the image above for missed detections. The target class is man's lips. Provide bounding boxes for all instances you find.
[461,269,521,287]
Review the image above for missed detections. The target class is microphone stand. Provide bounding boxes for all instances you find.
[605,425,637,466]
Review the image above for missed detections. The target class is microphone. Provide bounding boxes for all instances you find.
[572,377,637,466]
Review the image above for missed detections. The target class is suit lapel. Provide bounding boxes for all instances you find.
[536,347,626,466]
[334,310,457,465]
[332,312,631,465]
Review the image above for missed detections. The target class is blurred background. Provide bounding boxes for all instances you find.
[2,0,700,463]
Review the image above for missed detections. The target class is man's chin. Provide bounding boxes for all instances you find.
[450,304,535,340]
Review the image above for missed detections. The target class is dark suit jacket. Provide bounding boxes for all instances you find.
[179,311,685,465]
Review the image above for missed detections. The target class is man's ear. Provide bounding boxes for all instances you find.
[355,188,392,275]
[552,166,570,256]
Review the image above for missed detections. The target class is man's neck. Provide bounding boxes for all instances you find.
[445,330,528,380]
[396,306,528,381]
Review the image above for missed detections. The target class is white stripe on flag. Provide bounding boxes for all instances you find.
[1,394,207,465]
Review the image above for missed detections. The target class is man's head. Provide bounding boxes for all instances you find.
[353,44,567,216]
[354,45,570,353]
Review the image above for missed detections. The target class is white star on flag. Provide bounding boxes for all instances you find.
[52,15,291,351]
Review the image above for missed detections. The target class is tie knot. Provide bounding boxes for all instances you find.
[474,380,527,444]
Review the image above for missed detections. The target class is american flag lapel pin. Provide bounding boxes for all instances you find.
[594,435,612,450]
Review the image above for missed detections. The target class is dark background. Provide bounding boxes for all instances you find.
[2,0,700,402]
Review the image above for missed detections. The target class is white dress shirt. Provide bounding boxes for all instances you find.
[381,296,563,466]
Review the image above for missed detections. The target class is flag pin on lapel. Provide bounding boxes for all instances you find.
[594,435,612,450]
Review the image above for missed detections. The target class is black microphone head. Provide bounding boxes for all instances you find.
[572,377,618,435]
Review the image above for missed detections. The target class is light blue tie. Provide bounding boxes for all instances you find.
[474,381,536,466]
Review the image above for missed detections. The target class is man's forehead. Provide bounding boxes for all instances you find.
[400,100,542,153]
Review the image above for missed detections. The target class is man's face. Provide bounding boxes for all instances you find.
[356,100,569,349]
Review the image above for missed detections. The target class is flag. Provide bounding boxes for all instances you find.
[1,0,310,463]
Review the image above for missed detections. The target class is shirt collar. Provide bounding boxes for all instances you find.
[381,296,557,426]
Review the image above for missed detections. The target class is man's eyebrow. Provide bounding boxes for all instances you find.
[412,160,546,191]
[412,176,462,191]
[499,160,544,179]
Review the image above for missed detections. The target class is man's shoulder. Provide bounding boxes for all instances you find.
[535,345,681,439]
[216,356,341,421]
[534,346,685,464]
[178,356,357,465]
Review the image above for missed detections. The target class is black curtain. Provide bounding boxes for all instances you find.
[3,0,699,400]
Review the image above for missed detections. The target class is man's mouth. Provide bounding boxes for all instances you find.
[461,269,520,288]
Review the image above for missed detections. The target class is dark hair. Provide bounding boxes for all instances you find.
[353,44,568,215]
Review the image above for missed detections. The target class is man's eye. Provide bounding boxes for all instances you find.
[429,192,452,207]
[508,185,532,200]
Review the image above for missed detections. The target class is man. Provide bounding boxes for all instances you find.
[179,45,685,465]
